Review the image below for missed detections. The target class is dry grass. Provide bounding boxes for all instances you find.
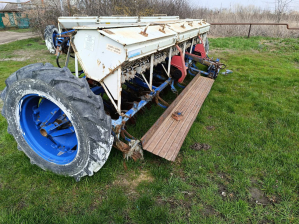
[14,0,299,38]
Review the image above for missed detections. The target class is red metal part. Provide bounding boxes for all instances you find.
[193,35,206,59]
[171,45,187,83]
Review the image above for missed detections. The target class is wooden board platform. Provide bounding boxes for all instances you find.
[141,75,214,161]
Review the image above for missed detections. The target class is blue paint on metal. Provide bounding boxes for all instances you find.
[103,100,114,111]
[112,78,172,127]
[111,54,222,131]
[188,70,196,77]
[124,136,132,142]
[170,80,178,94]
[132,77,157,90]
[189,67,209,76]
[128,51,141,58]
[61,29,75,35]
[125,82,139,92]
[91,86,105,95]
[157,102,168,109]
[53,30,75,48]
[19,94,78,165]
[177,83,185,89]
[154,73,166,81]
[132,77,149,89]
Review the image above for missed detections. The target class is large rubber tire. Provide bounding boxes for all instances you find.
[44,25,59,54]
[1,63,114,181]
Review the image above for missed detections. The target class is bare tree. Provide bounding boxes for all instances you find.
[274,0,295,22]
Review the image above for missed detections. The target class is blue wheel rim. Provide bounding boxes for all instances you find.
[19,94,78,165]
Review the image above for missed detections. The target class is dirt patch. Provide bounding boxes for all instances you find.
[218,184,227,197]
[206,126,215,131]
[0,31,38,45]
[218,173,231,183]
[202,205,218,216]
[249,187,270,205]
[156,192,194,210]
[113,171,154,194]
[0,57,31,62]
[0,49,48,62]
[190,143,211,151]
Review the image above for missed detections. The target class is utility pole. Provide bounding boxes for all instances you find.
[60,0,64,13]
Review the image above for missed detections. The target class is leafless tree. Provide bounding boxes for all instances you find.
[274,0,295,22]
[27,0,299,38]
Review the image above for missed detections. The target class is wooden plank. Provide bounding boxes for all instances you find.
[142,76,214,161]
[141,74,202,148]
[155,78,209,157]
[146,76,207,155]
[159,78,211,159]
[143,76,202,152]
[166,79,214,161]
[168,87,212,161]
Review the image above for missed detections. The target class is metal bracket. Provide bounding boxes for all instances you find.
[159,24,166,33]
[140,23,150,37]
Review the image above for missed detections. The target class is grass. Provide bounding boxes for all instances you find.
[0,36,299,223]
[0,28,32,33]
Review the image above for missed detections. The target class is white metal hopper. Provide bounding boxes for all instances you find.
[58,16,181,30]
[71,19,211,112]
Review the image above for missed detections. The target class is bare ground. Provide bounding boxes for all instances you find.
[0,31,38,45]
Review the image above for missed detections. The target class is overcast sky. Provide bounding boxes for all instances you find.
[1,0,299,11]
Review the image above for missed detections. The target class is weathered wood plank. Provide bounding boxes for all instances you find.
[142,76,214,161]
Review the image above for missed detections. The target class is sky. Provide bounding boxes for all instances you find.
[0,0,29,10]
[1,0,299,11]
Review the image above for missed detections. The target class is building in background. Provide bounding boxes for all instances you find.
[0,1,30,29]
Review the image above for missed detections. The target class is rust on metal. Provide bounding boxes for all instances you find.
[159,25,166,34]
[172,112,183,121]
[142,76,214,161]
[114,138,141,161]
[114,139,130,153]
[155,92,170,108]
[140,25,149,37]
[60,34,72,37]
[103,29,115,35]
[210,22,299,30]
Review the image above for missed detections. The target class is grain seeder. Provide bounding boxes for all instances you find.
[1,16,225,181]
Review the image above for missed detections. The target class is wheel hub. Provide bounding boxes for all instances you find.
[19,94,78,164]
